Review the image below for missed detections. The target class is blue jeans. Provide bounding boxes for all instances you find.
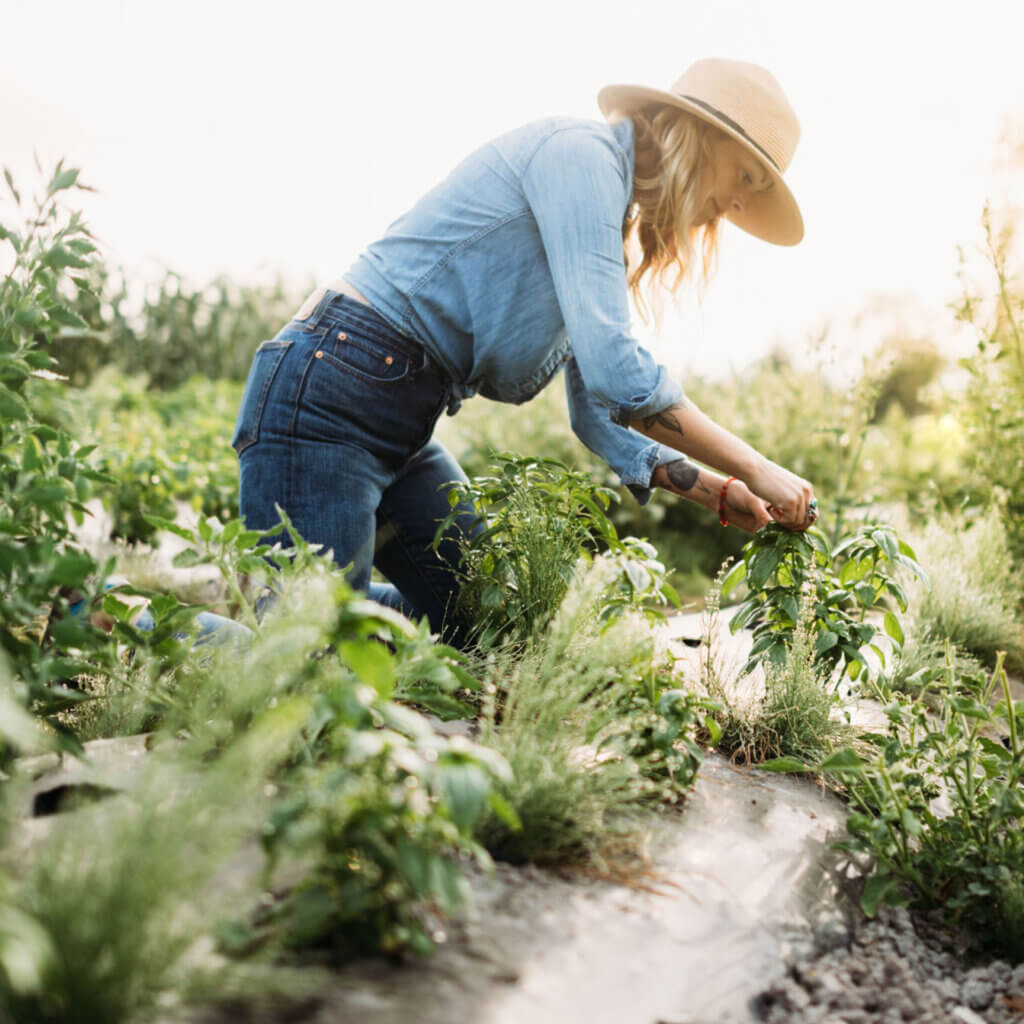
[232,290,478,646]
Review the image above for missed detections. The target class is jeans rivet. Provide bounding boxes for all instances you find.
[384,355,394,365]
[314,350,324,359]
[337,331,347,341]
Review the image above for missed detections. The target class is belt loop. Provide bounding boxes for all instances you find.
[307,287,337,327]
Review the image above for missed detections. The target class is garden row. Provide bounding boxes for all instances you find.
[1,163,1023,1023]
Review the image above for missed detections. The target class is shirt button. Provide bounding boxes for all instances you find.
[337,331,347,341]
[384,356,393,365]
[314,350,324,359]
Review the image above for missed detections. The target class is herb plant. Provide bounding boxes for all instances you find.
[436,453,680,648]
[722,522,926,680]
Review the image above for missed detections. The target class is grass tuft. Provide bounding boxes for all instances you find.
[473,558,663,866]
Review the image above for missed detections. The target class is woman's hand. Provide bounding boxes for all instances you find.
[721,478,773,533]
[745,455,816,531]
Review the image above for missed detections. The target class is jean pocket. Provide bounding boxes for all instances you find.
[320,331,423,385]
[231,338,293,454]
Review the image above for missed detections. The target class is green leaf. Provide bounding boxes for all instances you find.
[759,756,811,773]
[747,547,780,590]
[439,761,491,833]
[0,384,29,421]
[47,166,79,194]
[861,873,903,917]
[815,629,839,654]
[42,246,88,270]
[50,551,95,586]
[48,305,88,329]
[820,748,864,774]
[719,559,746,597]
[883,611,904,646]
[339,639,395,698]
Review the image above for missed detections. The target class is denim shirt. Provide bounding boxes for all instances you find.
[345,116,686,502]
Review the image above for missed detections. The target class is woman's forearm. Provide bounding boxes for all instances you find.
[629,398,762,479]
[652,461,770,533]
[631,397,816,527]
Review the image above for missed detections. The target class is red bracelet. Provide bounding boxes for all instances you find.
[718,476,737,527]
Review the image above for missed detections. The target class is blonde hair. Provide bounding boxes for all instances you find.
[624,104,722,324]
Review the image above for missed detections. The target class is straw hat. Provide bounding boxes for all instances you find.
[598,58,804,245]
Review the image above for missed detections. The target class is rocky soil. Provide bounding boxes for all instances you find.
[757,906,1024,1024]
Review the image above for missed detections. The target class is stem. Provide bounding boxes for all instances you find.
[217,555,260,632]
[986,221,1024,372]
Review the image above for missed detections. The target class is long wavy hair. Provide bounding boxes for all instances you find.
[623,103,722,324]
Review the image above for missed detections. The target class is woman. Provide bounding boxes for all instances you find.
[232,58,817,646]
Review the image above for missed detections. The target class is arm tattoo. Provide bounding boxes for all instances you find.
[665,460,712,495]
[641,402,686,437]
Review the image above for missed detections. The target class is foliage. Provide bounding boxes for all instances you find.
[709,592,854,768]
[0,162,127,758]
[722,523,926,680]
[71,372,243,543]
[901,506,1024,669]
[437,453,680,649]
[472,557,705,865]
[0,724,305,1024]
[129,509,512,960]
[48,263,303,390]
[955,203,1024,569]
[821,653,1024,960]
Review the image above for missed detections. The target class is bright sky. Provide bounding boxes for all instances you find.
[3,0,1023,378]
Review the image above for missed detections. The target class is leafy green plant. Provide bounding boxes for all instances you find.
[722,523,926,680]
[709,591,855,768]
[821,651,1024,959]
[437,454,680,648]
[0,707,308,1024]
[0,161,129,753]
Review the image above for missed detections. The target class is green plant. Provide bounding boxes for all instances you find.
[48,265,304,390]
[722,523,925,680]
[820,652,1024,959]
[0,711,307,1024]
[0,162,128,754]
[472,557,700,865]
[437,454,679,649]
[902,507,1024,669]
[710,591,854,767]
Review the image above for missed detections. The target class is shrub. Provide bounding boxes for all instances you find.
[49,265,304,390]
[0,162,126,754]
[824,653,1024,960]
[707,593,854,768]
[437,454,679,649]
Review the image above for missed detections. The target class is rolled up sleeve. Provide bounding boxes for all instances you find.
[565,357,686,505]
[521,128,683,425]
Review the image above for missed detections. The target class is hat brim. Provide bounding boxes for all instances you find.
[598,83,804,246]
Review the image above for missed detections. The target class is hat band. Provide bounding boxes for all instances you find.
[681,95,781,172]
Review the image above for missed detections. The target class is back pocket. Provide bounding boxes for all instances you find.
[231,338,293,454]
